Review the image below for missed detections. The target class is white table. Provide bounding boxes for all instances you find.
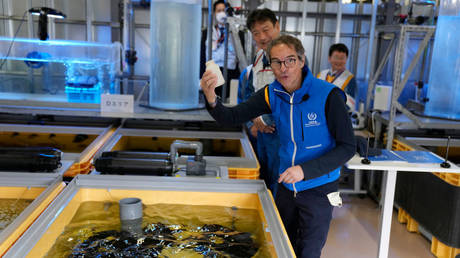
[346,154,460,258]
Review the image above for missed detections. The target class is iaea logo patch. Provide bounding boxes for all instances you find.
[305,112,320,127]
[307,112,317,121]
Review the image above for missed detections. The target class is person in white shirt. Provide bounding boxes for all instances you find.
[205,0,238,99]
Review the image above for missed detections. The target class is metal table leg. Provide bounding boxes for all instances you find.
[377,169,397,258]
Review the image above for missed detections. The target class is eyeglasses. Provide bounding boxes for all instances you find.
[270,57,297,70]
[330,55,347,62]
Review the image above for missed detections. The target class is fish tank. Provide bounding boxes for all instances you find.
[0,37,121,104]
[5,175,294,257]
[0,173,64,256]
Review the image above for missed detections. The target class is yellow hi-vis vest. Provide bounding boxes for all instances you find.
[317,69,355,110]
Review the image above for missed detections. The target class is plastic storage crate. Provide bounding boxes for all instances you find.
[433,172,460,187]
[398,208,460,258]
[65,83,101,104]
[431,237,460,258]
[397,208,419,233]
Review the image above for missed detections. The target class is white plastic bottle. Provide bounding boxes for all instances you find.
[205,60,225,87]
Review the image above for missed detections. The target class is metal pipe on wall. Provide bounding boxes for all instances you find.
[86,0,94,41]
[311,1,320,72]
[223,22,229,101]
[280,0,288,32]
[48,0,56,39]
[365,0,378,84]
[122,0,136,93]
[26,0,33,38]
[300,0,308,44]
[207,0,212,61]
[128,3,135,66]
[335,0,342,43]
[351,2,363,75]
[1,14,374,38]
[63,0,69,39]
[201,0,206,27]
[221,0,229,102]
[123,0,129,54]
[364,0,378,111]
[1,0,14,71]
[229,26,248,71]
[0,8,375,35]
[286,31,370,38]
[272,10,371,20]
[5,0,13,38]
[313,0,326,75]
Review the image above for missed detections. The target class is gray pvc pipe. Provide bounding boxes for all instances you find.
[170,140,203,162]
[119,197,143,220]
[207,0,213,61]
[119,198,143,235]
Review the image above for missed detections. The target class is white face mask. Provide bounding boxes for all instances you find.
[216,11,227,24]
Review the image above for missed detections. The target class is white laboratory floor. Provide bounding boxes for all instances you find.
[322,195,433,258]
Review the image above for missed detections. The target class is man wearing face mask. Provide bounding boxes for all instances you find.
[317,43,357,111]
[205,0,238,99]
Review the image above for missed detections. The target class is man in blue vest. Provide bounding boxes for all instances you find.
[237,8,280,196]
[201,35,356,257]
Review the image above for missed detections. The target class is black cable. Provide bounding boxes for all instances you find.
[0,10,28,70]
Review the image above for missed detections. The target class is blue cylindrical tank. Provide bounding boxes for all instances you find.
[149,0,201,110]
[424,0,460,119]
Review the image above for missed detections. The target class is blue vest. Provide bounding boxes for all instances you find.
[268,67,342,192]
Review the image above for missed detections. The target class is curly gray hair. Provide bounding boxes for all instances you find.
[267,35,305,61]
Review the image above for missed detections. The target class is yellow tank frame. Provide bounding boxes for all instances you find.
[0,178,65,256]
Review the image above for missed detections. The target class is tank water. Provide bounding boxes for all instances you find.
[45,202,270,257]
[149,0,201,110]
[0,59,116,103]
[424,9,460,119]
